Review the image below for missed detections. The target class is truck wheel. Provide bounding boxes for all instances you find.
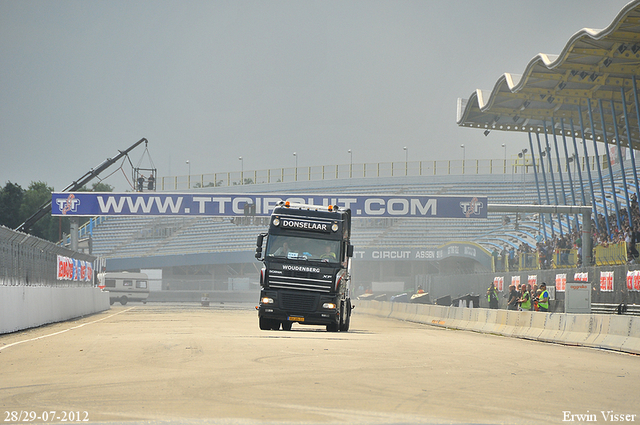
[259,317,271,330]
[342,299,351,332]
[339,300,351,332]
[282,322,292,331]
[120,296,128,306]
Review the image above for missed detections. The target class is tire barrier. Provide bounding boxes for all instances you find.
[356,300,640,355]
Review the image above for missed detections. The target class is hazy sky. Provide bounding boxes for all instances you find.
[0,0,632,191]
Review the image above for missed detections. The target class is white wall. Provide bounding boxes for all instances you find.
[0,286,110,334]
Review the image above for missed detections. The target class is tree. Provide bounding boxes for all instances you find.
[19,181,55,240]
[0,181,25,229]
[78,182,114,192]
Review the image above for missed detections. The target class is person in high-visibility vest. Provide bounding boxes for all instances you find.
[518,284,531,311]
[487,282,499,309]
[538,282,550,312]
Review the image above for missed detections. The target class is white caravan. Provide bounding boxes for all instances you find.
[98,272,150,305]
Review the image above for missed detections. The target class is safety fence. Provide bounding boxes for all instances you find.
[356,300,640,355]
[0,225,95,286]
[159,155,607,190]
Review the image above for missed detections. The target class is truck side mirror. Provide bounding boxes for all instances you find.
[255,234,266,260]
[347,244,354,258]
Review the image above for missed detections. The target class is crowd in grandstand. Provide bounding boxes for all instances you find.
[495,194,640,270]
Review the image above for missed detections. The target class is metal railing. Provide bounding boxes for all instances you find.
[553,249,579,268]
[1,226,95,286]
[594,242,629,266]
[159,155,607,191]
[491,245,631,272]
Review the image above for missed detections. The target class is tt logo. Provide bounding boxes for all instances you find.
[460,197,484,217]
[323,275,332,279]
[56,195,81,214]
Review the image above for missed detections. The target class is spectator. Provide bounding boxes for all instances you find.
[538,282,550,312]
[506,285,519,311]
[487,282,499,309]
[518,284,531,311]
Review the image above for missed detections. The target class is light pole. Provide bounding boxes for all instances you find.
[348,149,353,178]
[186,160,190,188]
[518,148,528,199]
[502,143,507,179]
[293,152,297,181]
[460,144,465,174]
[403,146,408,176]
[239,156,243,184]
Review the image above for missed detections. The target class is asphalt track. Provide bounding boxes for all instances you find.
[1,303,638,425]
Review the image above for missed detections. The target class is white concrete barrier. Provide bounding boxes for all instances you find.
[355,300,640,355]
[538,313,565,343]
[558,314,594,346]
[512,311,533,339]
[596,315,632,352]
[501,310,521,338]
[469,309,488,333]
[0,286,110,334]
[521,312,547,341]
[621,316,640,353]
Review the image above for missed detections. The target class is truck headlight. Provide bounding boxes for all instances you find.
[261,297,275,304]
[322,302,336,309]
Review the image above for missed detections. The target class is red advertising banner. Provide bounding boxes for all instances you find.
[628,270,640,292]
[57,255,93,283]
[511,276,520,288]
[600,271,614,292]
[574,272,589,282]
[556,273,567,292]
[494,276,504,292]
[528,275,537,287]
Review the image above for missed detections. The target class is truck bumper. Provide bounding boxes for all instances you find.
[258,289,340,326]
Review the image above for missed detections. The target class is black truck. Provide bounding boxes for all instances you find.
[255,201,354,331]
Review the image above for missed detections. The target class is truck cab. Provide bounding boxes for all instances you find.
[255,201,354,331]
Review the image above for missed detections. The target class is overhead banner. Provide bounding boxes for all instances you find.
[51,192,488,219]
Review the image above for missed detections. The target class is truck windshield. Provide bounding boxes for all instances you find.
[266,235,340,263]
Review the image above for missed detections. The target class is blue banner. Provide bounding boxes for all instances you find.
[51,192,487,219]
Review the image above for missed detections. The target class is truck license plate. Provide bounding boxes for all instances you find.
[288,316,304,322]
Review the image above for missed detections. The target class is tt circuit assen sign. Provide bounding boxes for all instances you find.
[51,192,487,219]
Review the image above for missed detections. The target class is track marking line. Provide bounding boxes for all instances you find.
[0,307,135,352]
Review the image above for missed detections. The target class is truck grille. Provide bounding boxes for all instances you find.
[280,292,317,312]
[269,274,333,293]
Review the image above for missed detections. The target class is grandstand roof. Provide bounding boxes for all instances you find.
[457,0,640,151]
